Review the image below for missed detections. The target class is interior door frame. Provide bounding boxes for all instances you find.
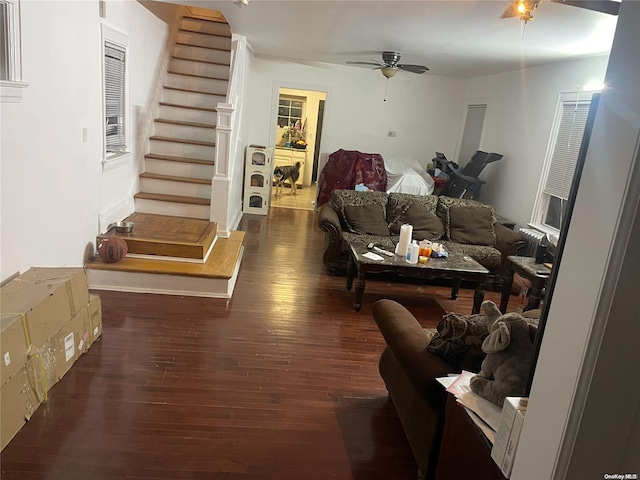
[269,80,333,187]
[453,97,490,165]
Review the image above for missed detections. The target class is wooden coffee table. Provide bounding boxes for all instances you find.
[346,243,489,313]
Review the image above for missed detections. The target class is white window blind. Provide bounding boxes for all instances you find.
[543,100,591,200]
[104,40,126,152]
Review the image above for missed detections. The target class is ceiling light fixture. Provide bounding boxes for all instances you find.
[233,0,248,7]
[380,67,398,79]
[516,0,538,23]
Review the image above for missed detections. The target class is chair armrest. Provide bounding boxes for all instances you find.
[317,203,342,234]
[494,223,527,274]
[373,299,456,407]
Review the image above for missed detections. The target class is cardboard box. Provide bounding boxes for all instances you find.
[502,409,526,478]
[491,397,528,469]
[1,267,89,350]
[47,305,91,381]
[1,313,29,386]
[88,294,103,346]
[1,363,42,450]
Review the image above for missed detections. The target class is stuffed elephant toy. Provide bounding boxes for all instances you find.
[469,300,538,407]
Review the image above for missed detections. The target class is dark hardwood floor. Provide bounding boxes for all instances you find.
[0,207,516,479]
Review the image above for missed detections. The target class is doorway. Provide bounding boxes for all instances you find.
[270,86,327,211]
[458,104,487,166]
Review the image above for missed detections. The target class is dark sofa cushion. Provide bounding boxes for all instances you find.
[427,313,489,372]
[389,202,444,241]
[330,189,389,231]
[447,205,496,246]
[344,204,390,235]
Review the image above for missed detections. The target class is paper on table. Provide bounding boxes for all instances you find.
[445,370,476,397]
[362,252,384,261]
[457,391,503,432]
[436,376,457,389]
[462,405,497,444]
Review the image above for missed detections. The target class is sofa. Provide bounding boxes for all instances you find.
[317,190,527,285]
[372,299,539,479]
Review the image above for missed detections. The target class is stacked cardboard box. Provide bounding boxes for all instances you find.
[0,267,103,450]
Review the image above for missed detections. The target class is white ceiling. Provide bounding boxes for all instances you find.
[188,0,619,78]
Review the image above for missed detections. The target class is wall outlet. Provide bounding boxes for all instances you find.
[388,131,396,137]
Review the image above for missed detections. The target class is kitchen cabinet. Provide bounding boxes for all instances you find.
[274,147,306,186]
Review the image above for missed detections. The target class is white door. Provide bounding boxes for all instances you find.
[458,104,487,166]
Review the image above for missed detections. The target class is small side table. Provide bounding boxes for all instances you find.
[500,256,552,313]
[435,395,506,480]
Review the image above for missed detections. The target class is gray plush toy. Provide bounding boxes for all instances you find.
[469,300,538,407]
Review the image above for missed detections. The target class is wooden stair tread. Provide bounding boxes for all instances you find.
[100,212,217,259]
[159,102,218,113]
[149,135,215,147]
[155,118,216,129]
[179,28,231,39]
[174,42,231,53]
[182,15,229,25]
[171,55,230,68]
[167,70,229,82]
[163,85,226,97]
[144,153,214,166]
[88,231,244,279]
[140,172,211,185]
[135,192,211,205]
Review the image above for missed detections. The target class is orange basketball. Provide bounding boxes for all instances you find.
[97,236,128,263]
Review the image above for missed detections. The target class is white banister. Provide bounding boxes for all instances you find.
[210,34,247,234]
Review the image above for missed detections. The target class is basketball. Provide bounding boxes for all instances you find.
[97,236,128,263]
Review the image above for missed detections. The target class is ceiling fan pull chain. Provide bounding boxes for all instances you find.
[384,78,389,102]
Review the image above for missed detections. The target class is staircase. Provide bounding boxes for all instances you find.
[86,11,246,299]
[134,14,232,220]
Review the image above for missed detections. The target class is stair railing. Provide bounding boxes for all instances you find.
[211,33,247,234]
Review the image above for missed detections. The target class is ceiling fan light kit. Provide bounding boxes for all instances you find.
[501,0,620,22]
[380,67,398,79]
[346,51,429,79]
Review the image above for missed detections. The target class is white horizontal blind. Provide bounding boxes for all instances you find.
[104,40,126,152]
[543,100,591,200]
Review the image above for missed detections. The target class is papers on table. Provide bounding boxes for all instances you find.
[437,370,502,444]
[362,252,384,261]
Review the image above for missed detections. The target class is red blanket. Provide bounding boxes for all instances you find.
[316,149,387,206]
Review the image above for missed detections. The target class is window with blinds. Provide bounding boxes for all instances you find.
[531,91,595,233]
[104,40,126,153]
[543,101,591,200]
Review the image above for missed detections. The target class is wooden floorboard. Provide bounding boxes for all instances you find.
[0,206,521,479]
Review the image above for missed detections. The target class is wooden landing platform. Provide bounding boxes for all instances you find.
[101,212,217,262]
[87,229,245,298]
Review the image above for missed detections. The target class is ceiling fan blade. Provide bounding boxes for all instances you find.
[550,0,620,15]
[346,61,383,67]
[397,64,429,74]
[501,2,519,18]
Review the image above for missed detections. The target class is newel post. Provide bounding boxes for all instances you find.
[210,103,235,235]
[214,103,234,178]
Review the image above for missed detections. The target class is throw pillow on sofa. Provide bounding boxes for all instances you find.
[344,204,390,235]
[447,205,496,246]
[330,190,389,232]
[427,313,489,372]
[389,202,444,241]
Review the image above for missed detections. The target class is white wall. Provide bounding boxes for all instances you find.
[464,55,610,228]
[0,0,172,281]
[512,1,640,478]
[244,57,468,180]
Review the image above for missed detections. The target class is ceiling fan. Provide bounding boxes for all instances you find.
[347,51,429,79]
[501,0,620,23]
